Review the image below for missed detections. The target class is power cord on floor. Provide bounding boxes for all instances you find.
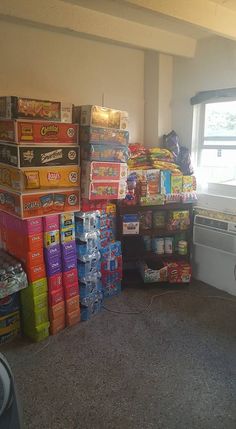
[102,290,236,315]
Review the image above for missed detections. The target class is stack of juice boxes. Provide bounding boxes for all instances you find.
[43,213,80,335]
[0,95,80,218]
[74,105,129,201]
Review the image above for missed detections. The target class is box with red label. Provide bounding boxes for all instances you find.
[82,161,127,182]
[50,314,65,335]
[64,282,79,300]
[0,120,78,144]
[62,268,78,287]
[0,142,80,168]
[26,263,46,283]
[165,261,192,283]
[81,180,126,200]
[48,287,64,307]
[0,97,72,122]
[43,215,59,232]
[49,300,65,320]
[23,248,44,268]
[48,272,63,292]
[0,187,80,219]
[79,126,129,145]
[66,308,80,327]
[0,164,80,191]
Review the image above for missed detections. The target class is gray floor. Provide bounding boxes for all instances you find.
[2,279,236,429]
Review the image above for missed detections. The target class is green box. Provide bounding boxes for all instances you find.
[171,174,183,193]
[24,322,50,342]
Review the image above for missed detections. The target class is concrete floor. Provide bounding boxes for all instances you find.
[2,279,236,429]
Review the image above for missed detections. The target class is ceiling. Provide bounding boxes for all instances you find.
[211,0,236,11]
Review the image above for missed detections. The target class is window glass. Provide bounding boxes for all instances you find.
[204,101,236,138]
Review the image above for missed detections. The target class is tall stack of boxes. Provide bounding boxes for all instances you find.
[0,96,80,218]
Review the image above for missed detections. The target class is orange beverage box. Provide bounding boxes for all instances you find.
[26,263,46,283]
[48,288,64,307]
[65,295,80,314]
[23,232,43,252]
[49,300,65,320]
[50,314,65,335]
[66,308,80,327]
[23,248,44,268]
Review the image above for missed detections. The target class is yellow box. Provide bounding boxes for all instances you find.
[24,322,50,342]
[171,174,183,194]
[0,163,80,191]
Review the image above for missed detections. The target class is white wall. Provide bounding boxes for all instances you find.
[0,20,144,142]
[172,36,236,148]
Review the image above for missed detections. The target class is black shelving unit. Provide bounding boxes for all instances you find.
[117,201,194,286]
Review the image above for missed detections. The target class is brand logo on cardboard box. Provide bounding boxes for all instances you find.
[40,125,59,136]
[47,172,61,181]
[41,149,63,164]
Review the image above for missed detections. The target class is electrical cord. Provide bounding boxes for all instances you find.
[102,290,236,315]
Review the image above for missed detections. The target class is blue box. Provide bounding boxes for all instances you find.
[0,293,20,317]
[160,170,171,194]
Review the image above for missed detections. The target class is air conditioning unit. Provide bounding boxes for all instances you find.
[193,214,236,296]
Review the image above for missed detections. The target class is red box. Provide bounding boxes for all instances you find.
[48,272,63,292]
[50,314,65,335]
[48,287,64,307]
[26,263,46,283]
[66,308,80,327]
[24,248,44,268]
[64,282,79,300]
[166,261,192,283]
[81,180,126,200]
[82,161,127,182]
[65,295,79,314]
[42,215,59,232]
[62,268,78,287]
[23,232,43,252]
[49,300,65,320]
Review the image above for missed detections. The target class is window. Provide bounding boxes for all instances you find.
[192,99,236,195]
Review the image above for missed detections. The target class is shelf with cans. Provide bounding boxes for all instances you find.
[117,202,194,285]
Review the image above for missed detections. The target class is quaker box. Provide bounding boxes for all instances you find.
[82,161,128,182]
[0,164,80,191]
[0,142,79,168]
[0,187,80,219]
[79,126,129,145]
[74,105,128,130]
[0,97,72,122]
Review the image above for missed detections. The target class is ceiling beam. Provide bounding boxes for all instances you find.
[123,0,236,40]
[0,0,196,57]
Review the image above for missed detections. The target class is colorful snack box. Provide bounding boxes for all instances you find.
[160,170,171,194]
[48,288,64,306]
[21,291,48,313]
[44,230,60,248]
[23,232,43,252]
[0,120,78,144]
[0,164,80,191]
[64,282,79,300]
[49,300,65,319]
[0,143,80,168]
[182,175,196,192]
[0,293,20,317]
[79,126,129,145]
[27,263,46,283]
[61,241,76,257]
[0,187,80,219]
[43,215,59,232]
[122,214,139,235]
[45,257,62,277]
[171,174,183,194]
[62,268,78,286]
[139,194,165,206]
[75,105,128,130]
[48,272,63,291]
[60,212,75,230]
[44,244,61,263]
[60,228,75,243]
[81,143,130,163]
[50,314,65,335]
[22,305,49,327]
[24,248,44,268]
[81,180,127,200]
[62,254,77,272]
[165,261,192,283]
[26,278,48,298]
[24,321,49,342]
[22,217,43,234]
[65,295,80,314]
[0,97,72,122]
[66,308,80,326]
[82,161,128,182]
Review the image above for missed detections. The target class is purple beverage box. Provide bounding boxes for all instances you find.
[62,254,77,272]
[44,244,61,263]
[61,241,76,257]
[45,255,62,276]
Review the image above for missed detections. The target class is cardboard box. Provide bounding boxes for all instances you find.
[0,187,80,219]
[0,143,79,168]
[0,293,20,317]
[45,256,62,277]
[48,287,64,307]
[122,214,139,235]
[21,291,48,313]
[60,228,75,243]
[26,278,48,298]
[23,232,43,252]
[0,164,80,191]
[50,314,65,335]
[26,263,46,283]
[82,161,127,182]
[81,180,126,200]
[43,231,60,248]
[0,311,20,345]
[79,126,129,145]
[60,212,75,230]
[24,248,44,268]
[75,105,128,130]
[139,194,165,206]
[171,174,183,194]
[0,120,78,144]
[65,295,80,314]
[182,175,196,192]
[0,97,72,122]
[81,143,129,163]
[43,215,59,232]
[61,241,76,257]
[48,272,63,292]
[24,322,49,342]
[64,282,79,300]
[62,268,78,287]
[139,260,168,283]
[66,308,80,327]
[49,300,65,320]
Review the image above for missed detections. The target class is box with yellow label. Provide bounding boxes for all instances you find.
[0,164,80,191]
